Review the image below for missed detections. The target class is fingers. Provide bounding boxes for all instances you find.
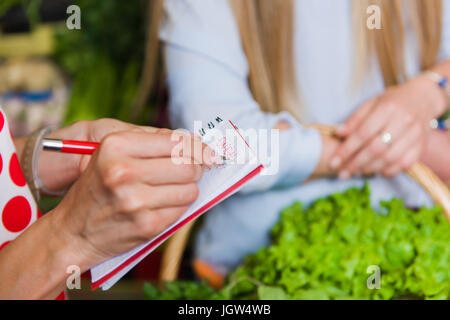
[114,183,199,212]
[143,158,203,185]
[335,98,377,137]
[133,206,190,239]
[172,131,217,167]
[88,119,162,141]
[337,113,409,178]
[111,206,190,242]
[357,133,410,176]
[331,101,396,170]
[99,131,217,166]
[137,126,172,135]
[380,129,422,177]
[147,183,200,209]
[362,159,385,176]
[341,119,422,178]
[100,131,178,158]
[101,157,203,186]
[383,147,421,177]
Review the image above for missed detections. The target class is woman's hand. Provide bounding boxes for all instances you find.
[1,128,217,299]
[330,74,448,179]
[38,119,159,193]
[48,129,217,271]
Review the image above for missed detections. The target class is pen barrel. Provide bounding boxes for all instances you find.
[61,140,100,154]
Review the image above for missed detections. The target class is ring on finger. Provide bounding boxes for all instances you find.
[380,132,393,146]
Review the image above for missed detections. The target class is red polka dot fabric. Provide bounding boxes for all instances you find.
[9,153,27,187]
[0,108,37,246]
[0,111,4,132]
[0,108,64,298]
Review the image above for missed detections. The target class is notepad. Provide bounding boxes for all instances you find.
[90,118,263,290]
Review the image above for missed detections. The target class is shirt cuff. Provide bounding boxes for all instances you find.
[241,112,323,193]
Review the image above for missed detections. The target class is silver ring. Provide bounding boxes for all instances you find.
[380,132,393,145]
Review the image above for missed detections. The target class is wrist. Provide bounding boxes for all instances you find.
[37,121,90,192]
[413,74,448,119]
[313,134,341,178]
[47,204,95,273]
[0,210,76,299]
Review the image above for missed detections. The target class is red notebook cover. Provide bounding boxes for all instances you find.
[91,164,263,289]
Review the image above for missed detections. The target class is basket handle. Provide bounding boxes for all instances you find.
[159,124,450,282]
[159,221,195,282]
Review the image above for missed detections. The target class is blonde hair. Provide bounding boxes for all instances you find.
[133,0,164,119]
[137,0,443,121]
[352,0,443,88]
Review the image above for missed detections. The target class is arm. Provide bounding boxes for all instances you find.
[421,130,450,183]
[273,121,341,180]
[162,25,340,193]
[312,134,341,179]
[0,210,82,299]
[1,130,215,299]
[419,4,450,183]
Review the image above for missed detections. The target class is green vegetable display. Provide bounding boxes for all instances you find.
[145,186,450,300]
[1,0,152,125]
[143,281,218,301]
[53,0,150,125]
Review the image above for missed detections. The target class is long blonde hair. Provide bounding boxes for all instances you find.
[137,0,443,121]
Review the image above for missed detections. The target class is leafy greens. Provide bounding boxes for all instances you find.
[145,186,450,300]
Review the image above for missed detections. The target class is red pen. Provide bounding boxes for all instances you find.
[42,138,230,161]
[42,139,100,155]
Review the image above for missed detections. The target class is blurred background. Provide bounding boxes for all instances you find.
[0,0,169,299]
[2,1,449,301]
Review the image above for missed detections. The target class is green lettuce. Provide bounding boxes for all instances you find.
[145,186,450,300]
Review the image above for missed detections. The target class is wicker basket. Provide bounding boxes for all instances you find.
[159,124,450,282]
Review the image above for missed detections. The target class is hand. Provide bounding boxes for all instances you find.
[47,129,218,271]
[38,119,165,193]
[310,132,342,180]
[330,75,447,179]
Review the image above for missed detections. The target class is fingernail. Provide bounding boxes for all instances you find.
[211,150,224,165]
[339,170,350,180]
[330,157,342,169]
[209,150,217,165]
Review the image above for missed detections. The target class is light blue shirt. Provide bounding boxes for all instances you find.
[160,0,450,273]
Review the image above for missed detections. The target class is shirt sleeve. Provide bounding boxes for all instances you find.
[438,0,450,60]
[160,0,322,192]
